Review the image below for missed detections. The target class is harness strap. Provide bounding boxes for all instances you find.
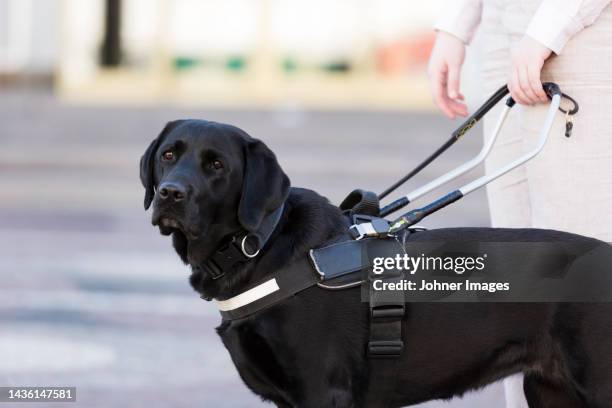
[365,242,406,407]
[366,321,403,408]
[217,279,280,312]
[217,257,319,320]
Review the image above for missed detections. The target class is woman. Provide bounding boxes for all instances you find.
[427,0,612,406]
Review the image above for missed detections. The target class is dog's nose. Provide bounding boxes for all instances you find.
[158,182,186,202]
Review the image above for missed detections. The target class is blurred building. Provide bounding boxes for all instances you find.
[0,0,58,78]
[1,0,450,109]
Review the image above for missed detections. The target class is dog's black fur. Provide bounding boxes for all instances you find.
[141,119,612,408]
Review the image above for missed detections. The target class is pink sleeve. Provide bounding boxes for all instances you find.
[433,0,483,44]
[526,0,612,54]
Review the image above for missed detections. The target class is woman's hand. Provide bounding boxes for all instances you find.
[508,36,553,105]
[428,31,468,119]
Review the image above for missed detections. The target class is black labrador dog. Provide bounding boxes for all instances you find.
[140,119,612,408]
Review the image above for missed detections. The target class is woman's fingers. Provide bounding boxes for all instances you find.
[446,63,468,116]
[447,96,468,117]
[510,63,546,105]
[510,67,529,105]
[435,89,468,120]
[508,36,553,105]
[518,65,538,105]
[431,64,467,119]
[432,66,455,119]
[528,64,548,102]
[447,63,462,100]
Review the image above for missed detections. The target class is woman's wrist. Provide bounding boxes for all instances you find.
[435,30,467,47]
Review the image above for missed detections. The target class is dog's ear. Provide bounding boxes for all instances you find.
[140,120,183,210]
[238,139,290,232]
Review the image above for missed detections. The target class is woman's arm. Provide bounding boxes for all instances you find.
[526,0,612,54]
[509,0,611,105]
[433,0,483,45]
[428,0,483,119]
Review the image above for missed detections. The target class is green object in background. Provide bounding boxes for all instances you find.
[226,56,246,71]
[322,61,351,73]
[174,57,201,71]
[282,57,298,73]
[281,56,352,74]
[174,54,349,74]
[173,55,247,72]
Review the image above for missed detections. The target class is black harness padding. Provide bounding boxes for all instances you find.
[309,239,367,280]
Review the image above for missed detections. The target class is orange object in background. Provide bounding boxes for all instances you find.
[376,32,435,76]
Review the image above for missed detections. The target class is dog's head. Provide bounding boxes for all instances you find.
[140,120,290,264]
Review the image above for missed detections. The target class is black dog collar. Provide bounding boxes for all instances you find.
[195,204,285,281]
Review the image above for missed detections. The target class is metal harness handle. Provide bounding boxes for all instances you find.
[389,89,564,234]
[378,83,579,218]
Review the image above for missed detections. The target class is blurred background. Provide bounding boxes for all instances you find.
[0,0,504,407]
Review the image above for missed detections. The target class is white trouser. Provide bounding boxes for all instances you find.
[481,1,612,406]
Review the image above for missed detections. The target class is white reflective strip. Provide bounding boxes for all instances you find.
[216,279,280,312]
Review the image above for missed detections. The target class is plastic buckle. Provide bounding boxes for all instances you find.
[201,261,225,280]
[367,340,404,358]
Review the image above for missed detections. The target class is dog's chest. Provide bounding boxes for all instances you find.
[218,319,297,403]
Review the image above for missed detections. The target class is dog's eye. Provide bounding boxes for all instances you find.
[212,159,224,170]
[162,151,174,161]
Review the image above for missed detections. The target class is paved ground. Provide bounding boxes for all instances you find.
[0,89,506,407]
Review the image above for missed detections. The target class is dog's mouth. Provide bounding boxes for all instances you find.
[152,215,200,240]
[159,216,182,230]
